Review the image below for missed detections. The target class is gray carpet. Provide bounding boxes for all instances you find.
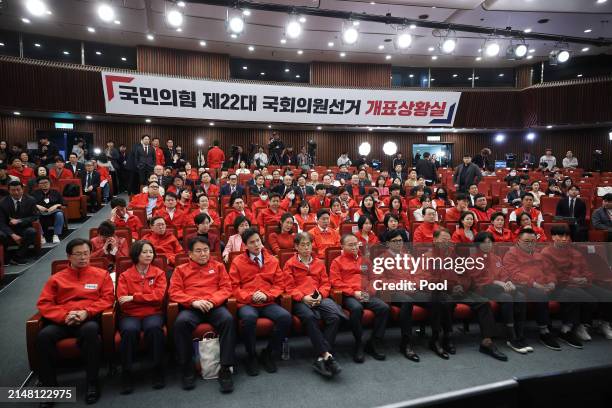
[1,199,612,408]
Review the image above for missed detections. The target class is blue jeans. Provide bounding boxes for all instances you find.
[39,211,64,236]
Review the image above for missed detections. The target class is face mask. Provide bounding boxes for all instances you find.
[287,192,295,200]
[260,195,268,201]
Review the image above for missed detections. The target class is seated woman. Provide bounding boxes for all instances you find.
[184,162,199,183]
[354,214,379,250]
[329,198,350,230]
[530,181,545,208]
[292,201,313,232]
[190,194,220,227]
[413,195,439,222]
[268,213,297,255]
[512,212,547,242]
[388,196,410,227]
[353,194,384,223]
[545,180,563,197]
[451,211,478,243]
[177,189,194,213]
[375,176,389,196]
[222,215,251,263]
[433,187,454,208]
[486,212,513,242]
[235,161,251,175]
[378,213,409,242]
[407,186,426,208]
[116,240,167,393]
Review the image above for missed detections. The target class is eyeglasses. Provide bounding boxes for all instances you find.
[192,248,210,254]
[70,251,90,258]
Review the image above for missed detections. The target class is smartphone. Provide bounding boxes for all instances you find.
[311,290,320,299]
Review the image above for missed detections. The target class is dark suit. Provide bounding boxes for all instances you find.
[153,175,174,189]
[81,171,101,209]
[272,184,297,198]
[163,147,176,166]
[415,159,438,184]
[295,185,315,200]
[219,184,244,197]
[133,144,156,185]
[66,162,85,179]
[556,196,587,241]
[250,185,267,196]
[0,194,39,260]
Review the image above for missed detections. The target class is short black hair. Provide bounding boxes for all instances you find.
[357,214,374,230]
[8,180,22,188]
[433,228,451,238]
[37,176,51,183]
[474,231,495,243]
[517,227,536,238]
[188,236,210,251]
[293,231,312,245]
[315,183,326,191]
[164,192,178,201]
[603,193,612,202]
[316,208,330,218]
[241,227,260,244]
[233,215,251,230]
[382,228,406,243]
[383,212,400,228]
[229,192,244,206]
[66,238,92,255]
[194,213,212,225]
[110,197,127,209]
[269,192,281,200]
[130,240,156,264]
[490,211,505,222]
[149,215,165,226]
[550,225,571,236]
[340,233,357,245]
[455,193,468,202]
[98,220,115,237]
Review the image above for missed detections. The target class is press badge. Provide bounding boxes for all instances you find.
[149,278,155,286]
[360,264,368,272]
[208,269,215,274]
[44,198,50,204]
[84,284,98,290]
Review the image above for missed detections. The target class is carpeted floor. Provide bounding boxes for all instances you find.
[1,198,611,408]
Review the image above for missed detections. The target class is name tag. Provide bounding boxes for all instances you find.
[149,278,155,285]
[84,283,98,290]
[44,198,50,204]
[208,269,215,274]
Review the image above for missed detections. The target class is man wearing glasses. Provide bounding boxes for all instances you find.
[129,181,164,219]
[140,216,183,266]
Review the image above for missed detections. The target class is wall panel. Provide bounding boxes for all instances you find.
[310,61,391,88]
[136,46,230,79]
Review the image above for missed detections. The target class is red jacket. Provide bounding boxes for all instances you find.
[190,208,221,227]
[540,245,592,286]
[451,227,477,243]
[486,226,513,243]
[308,226,340,259]
[413,222,440,243]
[49,167,74,183]
[308,196,331,212]
[207,146,226,169]
[140,232,183,266]
[224,209,255,230]
[502,246,555,286]
[329,251,370,296]
[295,213,316,231]
[257,208,283,235]
[113,214,143,240]
[355,230,379,247]
[169,259,232,308]
[97,165,111,182]
[199,183,220,197]
[152,207,190,238]
[129,193,163,211]
[37,265,114,324]
[445,207,463,222]
[117,265,166,318]
[477,252,506,286]
[269,231,295,254]
[228,251,286,307]
[471,207,495,222]
[9,167,35,185]
[154,147,165,166]
[284,255,330,302]
[90,235,129,262]
[512,226,547,242]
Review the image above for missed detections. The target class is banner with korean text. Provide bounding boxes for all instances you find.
[101,71,461,127]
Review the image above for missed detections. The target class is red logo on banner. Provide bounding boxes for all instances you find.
[104,74,135,101]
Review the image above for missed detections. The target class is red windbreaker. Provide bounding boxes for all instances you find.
[169,259,232,308]
[117,265,166,318]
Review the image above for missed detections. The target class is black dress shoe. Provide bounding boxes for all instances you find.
[429,340,450,360]
[442,336,456,355]
[400,337,420,362]
[258,348,278,373]
[365,339,386,360]
[181,366,196,391]
[120,371,133,395]
[217,366,234,393]
[312,359,333,378]
[244,355,260,376]
[85,383,100,405]
[324,356,342,376]
[353,342,365,363]
[479,343,508,361]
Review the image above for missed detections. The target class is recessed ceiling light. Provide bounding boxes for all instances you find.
[295,74,301,78]
[114,20,121,25]
[34,43,41,47]
[297,49,303,55]
[475,76,479,80]
[428,46,434,52]
[21,17,31,23]
[95,51,101,55]
[248,45,255,51]
[0,43,4,46]
[87,27,96,33]
[284,68,290,72]
[499,73,504,77]
[452,74,457,77]
[328,42,334,47]
[86,115,92,119]
[167,9,184,27]
[199,40,206,46]
[260,72,265,76]
[431,78,436,81]
[209,122,215,126]
[581,47,589,52]
[378,44,384,50]
[546,125,553,129]
[477,48,482,52]
[409,24,416,29]
[385,55,391,60]
[299,16,306,23]
[577,74,583,77]
[584,28,592,33]
[230,34,237,39]
[63,50,69,55]
[475,56,482,61]
[431,55,438,60]
[280,38,287,44]
[524,28,532,33]
[145,118,151,123]
[408,74,414,78]
[526,55,533,59]
[597,0,607,4]
[242,9,251,16]
[147,34,155,41]
[13,111,21,115]
[268,124,272,128]
[317,126,322,130]
[177,1,186,7]
[352,21,360,26]
[339,52,346,57]
[121,57,127,61]
[242,66,247,70]
[370,1,375,4]
[176,27,182,32]
[529,48,535,53]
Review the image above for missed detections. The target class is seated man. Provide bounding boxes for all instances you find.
[285,232,343,378]
[329,233,389,363]
[90,221,129,267]
[223,193,254,231]
[49,156,74,183]
[445,193,469,222]
[109,197,143,240]
[308,209,340,260]
[471,194,494,222]
[152,192,189,238]
[219,174,244,197]
[308,184,331,212]
[228,228,291,376]
[129,181,164,219]
[0,180,38,265]
[32,176,64,244]
[92,159,111,203]
[412,207,441,243]
[591,193,612,241]
[8,157,35,186]
[184,213,221,253]
[35,238,114,404]
[509,193,543,226]
[81,161,101,212]
[170,237,236,392]
[140,216,183,266]
[256,192,283,235]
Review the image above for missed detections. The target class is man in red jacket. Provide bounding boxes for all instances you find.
[170,237,236,393]
[35,238,114,404]
[109,197,143,240]
[413,207,441,243]
[207,140,226,170]
[152,192,189,238]
[329,233,389,363]
[228,228,291,376]
[445,193,469,222]
[284,232,343,378]
[140,216,183,266]
[256,193,283,235]
[223,194,254,231]
[471,194,495,222]
[90,221,129,268]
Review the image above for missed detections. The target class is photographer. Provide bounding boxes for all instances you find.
[252,146,269,168]
[90,220,129,267]
[297,146,311,169]
[282,146,296,165]
[268,132,285,165]
[229,145,247,169]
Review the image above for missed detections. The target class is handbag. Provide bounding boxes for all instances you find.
[198,331,221,380]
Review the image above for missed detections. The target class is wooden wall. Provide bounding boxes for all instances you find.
[136,46,230,79]
[1,115,609,170]
[310,61,392,88]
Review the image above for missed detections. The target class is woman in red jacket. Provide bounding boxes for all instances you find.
[295,200,316,232]
[190,194,221,227]
[116,240,167,393]
[486,212,513,243]
[388,196,410,228]
[513,212,547,242]
[354,214,379,254]
[451,211,478,243]
[329,198,350,230]
[268,213,296,255]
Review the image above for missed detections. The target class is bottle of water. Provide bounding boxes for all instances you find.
[281,337,290,360]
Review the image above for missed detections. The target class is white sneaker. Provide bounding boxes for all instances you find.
[575,324,592,341]
[52,235,61,244]
[40,237,47,245]
[599,322,612,340]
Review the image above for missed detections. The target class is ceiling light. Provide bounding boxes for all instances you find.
[13,111,21,115]
[95,51,101,55]
[452,74,458,78]
[284,68,290,72]
[177,1,186,7]
[430,78,436,81]
[113,20,120,25]
[352,21,360,26]
[524,28,532,33]
[546,125,553,129]
[209,122,215,126]
[409,24,416,29]
[145,118,151,123]
[485,41,500,57]
[428,46,434,52]
[25,0,48,16]
[299,16,306,23]
[584,28,592,33]
[296,75,301,78]
[147,34,155,41]
[526,132,535,140]
[97,4,115,22]
[577,74,583,77]
[199,40,206,46]
[382,55,390,60]
[242,66,247,70]
[395,31,413,49]
[359,142,371,156]
[526,55,533,59]
[342,24,359,45]
[339,52,346,57]
[316,126,322,130]
[368,127,373,131]
[0,43,5,46]
[242,9,251,16]
[227,12,245,35]
[21,17,31,23]
[63,50,69,55]
[34,43,41,47]
[176,28,182,32]
[475,56,482,61]
[121,57,127,61]
[529,48,535,53]
[597,0,607,4]
[495,133,505,143]
[230,34,237,39]
[260,72,265,76]
[383,141,398,156]
[86,115,92,120]
[268,124,272,128]
[248,45,254,51]
[328,42,334,47]
[507,43,528,59]
[440,38,456,54]
[87,27,96,33]
[378,44,384,50]
[297,49,303,55]
[499,73,504,77]
[286,18,302,39]
[408,74,414,78]
[549,48,570,65]
[431,55,438,60]
[166,9,183,27]
[581,47,589,52]
[280,38,287,44]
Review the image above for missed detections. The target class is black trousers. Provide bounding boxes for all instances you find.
[174,307,236,368]
[343,296,389,342]
[520,286,551,326]
[293,298,341,356]
[138,167,152,187]
[119,314,164,372]
[36,320,101,386]
[237,304,291,357]
[393,291,453,338]
[0,226,36,260]
[482,284,527,326]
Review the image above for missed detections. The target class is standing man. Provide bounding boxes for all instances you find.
[66,153,85,179]
[415,152,438,185]
[453,155,482,193]
[207,140,226,171]
[0,180,39,265]
[151,137,165,167]
[555,185,587,241]
[134,135,156,187]
[268,132,285,166]
[163,139,176,165]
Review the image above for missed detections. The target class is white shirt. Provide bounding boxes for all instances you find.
[539,155,557,170]
[562,157,578,168]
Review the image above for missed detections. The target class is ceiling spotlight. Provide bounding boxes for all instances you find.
[86,115,92,120]
[95,51,102,55]
[113,20,120,24]
[581,47,589,52]
[97,3,115,22]
[13,111,21,115]
[428,46,435,52]
[87,27,96,32]
[526,55,533,59]
[431,55,438,60]
[549,48,570,65]
[280,38,287,44]
[209,122,215,126]
[121,57,127,61]
[242,9,251,16]
[339,52,346,57]
[597,0,607,4]
[145,118,151,123]
[166,9,183,27]
[147,34,155,41]
[284,68,290,72]
[408,74,414,78]
[297,49,303,55]
[177,1,186,7]
[286,18,302,39]
[378,44,384,50]
[485,41,500,57]
[260,72,265,76]
[63,50,70,55]
[21,17,31,23]
[295,74,300,78]
[248,45,255,51]
[342,23,359,45]
[34,43,41,47]
[385,55,392,60]
[495,133,505,143]
[226,11,245,35]
[526,132,535,141]
[328,42,334,47]
[230,34,237,39]
[358,142,371,156]
[267,124,272,128]
[316,126,322,130]
[395,31,413,49]
[383,141,398,156]
[524,28,532,33]
[242,66,247,70]
[440,38,456,54]
[507,42,528,59]
[546,125,553,129]
[25,0,48,16]
[584,28,592,33]
[199,40,206,46]
[299,16,306,23]
[409,24,416,29]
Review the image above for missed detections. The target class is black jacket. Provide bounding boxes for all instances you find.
[295,185,315,199]
[415,159,438,183]
[272,184,297,198]
[0,194,39,236]
[32,189,64,208]
[66,162,85,179]
[556,197,587,224]
[81,171,101,191]
[453,163,483,190]
[133,144,156,171]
